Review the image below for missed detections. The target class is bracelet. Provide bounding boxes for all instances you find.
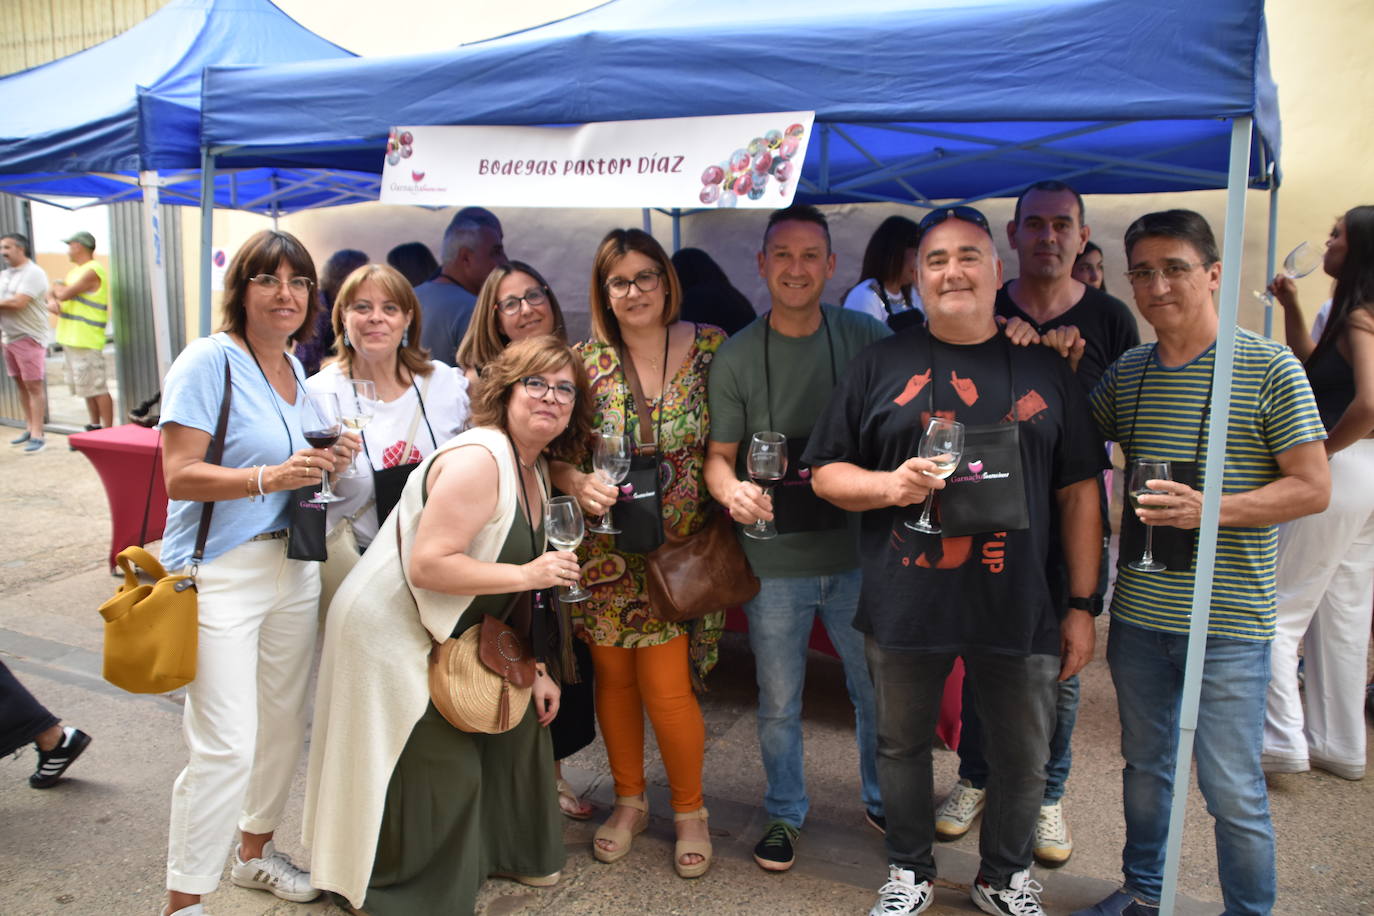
[255,464,267,498]
[246,467,258,502]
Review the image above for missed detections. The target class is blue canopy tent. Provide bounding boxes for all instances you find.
[0,0,377,215]
[199,3,1282,910]
[0,0,379,375]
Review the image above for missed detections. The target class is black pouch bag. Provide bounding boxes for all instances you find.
[1118,460,1199,571]
[937,421,1031,537]
[286,487,328,561]
[373,464,419,530]
[774,436,847,534]
[614,453,665,555]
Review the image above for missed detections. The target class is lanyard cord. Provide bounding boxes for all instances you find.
[1124,344,1212,466]
[618,331,670,450]
[763,308,836,433]
[353,372,436,466]
[242,337,302,460]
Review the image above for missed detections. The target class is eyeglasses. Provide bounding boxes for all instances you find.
[606,269,663,299]
[496,287,549,316]
[249,274,312,295]
[521,375,577,405]
[917,206,992,236]
[1124,263,1204,287]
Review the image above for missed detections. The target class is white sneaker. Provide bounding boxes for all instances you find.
[162,906,205,916]
[869,865,934,915]
[972,869,1045,916]
[230,841,321,903]
[934,778,985,840]
[1033,800,1073,866]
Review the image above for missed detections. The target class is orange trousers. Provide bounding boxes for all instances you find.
[589,635,705,812]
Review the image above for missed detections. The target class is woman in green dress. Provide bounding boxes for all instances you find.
[303,335,593,915]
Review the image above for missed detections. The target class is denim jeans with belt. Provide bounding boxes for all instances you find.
[743,569,881,828]
[866,638,1057,886]
[1107,617,1276,915]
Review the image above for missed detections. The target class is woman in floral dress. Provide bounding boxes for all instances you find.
[553,228,724,879]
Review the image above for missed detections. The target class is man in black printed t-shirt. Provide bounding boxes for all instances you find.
[806,207,1105,916]
[936,181,1141,868]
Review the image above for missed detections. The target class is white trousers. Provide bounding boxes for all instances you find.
[1264,439,1374,770]
[166,539,321,894]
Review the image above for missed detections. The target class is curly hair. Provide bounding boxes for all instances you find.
[468,335,592,461]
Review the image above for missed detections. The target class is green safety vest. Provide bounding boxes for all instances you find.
[55,260,108,350]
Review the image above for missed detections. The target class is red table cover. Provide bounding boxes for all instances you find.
[69,424,167,569]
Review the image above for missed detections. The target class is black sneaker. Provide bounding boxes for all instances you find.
[972,869,1045,915]
[866,810,887,835]
[30,727,91,788]
[83,424,103,432]
[753,819,800,871]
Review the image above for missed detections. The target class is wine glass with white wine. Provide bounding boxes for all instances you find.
[339,378,376,479]
[545,495,589,602]
[905,417,964,534]
[1127,458,1171,572]
[588,432,631,534]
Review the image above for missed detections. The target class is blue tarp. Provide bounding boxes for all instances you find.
[0,0,372,214]
[199,0,1281,203]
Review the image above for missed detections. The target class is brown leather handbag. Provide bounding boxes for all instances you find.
[646,507,760,623]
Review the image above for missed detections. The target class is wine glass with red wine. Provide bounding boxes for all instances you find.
[302,391,345,504]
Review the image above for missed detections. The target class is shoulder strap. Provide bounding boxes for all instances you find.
[192,358,233,565]
[615,344,659,451]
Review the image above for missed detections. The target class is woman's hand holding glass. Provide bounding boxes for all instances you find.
[589,433,631,534]
[545,495,590,602]
[522,547,583,592]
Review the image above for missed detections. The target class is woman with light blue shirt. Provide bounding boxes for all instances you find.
[156,230,351,916]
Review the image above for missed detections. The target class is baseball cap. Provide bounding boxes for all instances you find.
[62,231,96,250]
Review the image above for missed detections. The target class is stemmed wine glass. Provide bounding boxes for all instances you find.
[1127,458,1171,572]
[545,495,589,602]
[744,431,787,541]
[302,391,345,504]
[1252,241,1323,304]
[589,432,631,534]
[339,378,376,479]
[905,417,965,534]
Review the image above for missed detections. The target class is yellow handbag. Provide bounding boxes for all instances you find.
[99,546,198,694]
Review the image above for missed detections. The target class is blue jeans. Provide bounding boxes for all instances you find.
[958,674,1078,802]
[1107,618,1276,915]
[744,570,881,827]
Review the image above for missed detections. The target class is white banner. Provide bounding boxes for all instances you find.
[379,111,814,210]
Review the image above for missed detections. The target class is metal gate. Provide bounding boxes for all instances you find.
[0,194,35,428]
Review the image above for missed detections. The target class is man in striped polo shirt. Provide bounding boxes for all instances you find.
[1074,210,1330,916]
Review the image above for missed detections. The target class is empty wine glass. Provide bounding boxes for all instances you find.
[339,378,376,479]
[905,417,965,534]
[589,432,631,534]
[545,495,589,602]
[744,431,787,540]
[1253,241,1323,304]
[1127,458,1171,572]
[302,391,344,504]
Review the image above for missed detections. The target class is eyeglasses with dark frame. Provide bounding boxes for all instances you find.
[1124,263,1205,288]
[606,269,663,299]
[496,287,549,316]
[249,274,313,295]
[520,375,577,405]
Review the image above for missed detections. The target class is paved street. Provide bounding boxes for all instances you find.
[1,433,1370,915]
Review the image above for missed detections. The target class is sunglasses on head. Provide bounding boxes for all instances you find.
[917,206,992,236]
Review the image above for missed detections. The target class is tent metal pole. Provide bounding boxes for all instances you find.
[1157,115,1253,916]
[138,170,174,380]
[641,207,651,235]
[1263,185,1279,338]
[199,148,216,338]
[671,208,681,253]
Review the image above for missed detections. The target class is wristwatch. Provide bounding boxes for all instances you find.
[1067,594,1104,617]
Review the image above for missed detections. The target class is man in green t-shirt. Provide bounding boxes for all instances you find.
[705,204,890,874]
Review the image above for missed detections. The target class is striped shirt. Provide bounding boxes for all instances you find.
[1089,329,1325,641]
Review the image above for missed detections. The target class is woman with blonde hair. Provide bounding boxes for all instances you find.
[306,334,593,914]
[456,260,568,388]
[552,227,725,878]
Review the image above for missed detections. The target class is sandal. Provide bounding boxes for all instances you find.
[491,871,561,887]
[673,806,713,879]
[556,778,593,820]
[592,794,649,864]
